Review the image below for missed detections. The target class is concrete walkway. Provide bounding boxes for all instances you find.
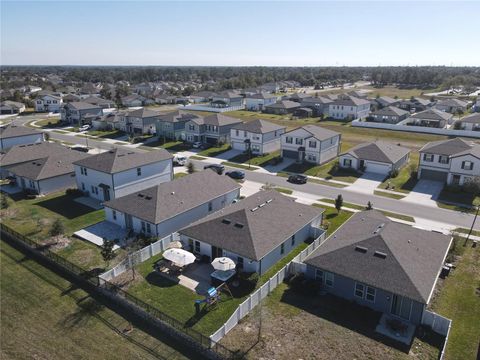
[346,172,386,194]
[401,180,444,207]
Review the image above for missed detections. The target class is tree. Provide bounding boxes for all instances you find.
[334,194,343,213]
[49,219,65,237]
[366,201,373,210]
[44,132,50,141]
[0,194,9,209]
[101,239,116,267]
[186,161,195,174]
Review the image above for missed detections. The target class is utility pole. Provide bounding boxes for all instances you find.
[465,204,479,246]
[245,139,251,170]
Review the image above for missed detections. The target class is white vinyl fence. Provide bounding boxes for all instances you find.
[100,233,180,281]
[421,310,452,360]
[210,231,325,344]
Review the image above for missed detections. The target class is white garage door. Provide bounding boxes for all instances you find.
[232,141,247,151]
[364,162,391,175]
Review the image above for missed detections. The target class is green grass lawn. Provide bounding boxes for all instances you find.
[313,202,414,223]
[430,244,480,360]
[436,189,479,213]
[378,153,419,193]
[453,227,480,237]
[222,161,258,170]
[189,155,207,160]
[174,172,188,179]
[197,144,231,157]
[87,129,126,139]
[276,172,348,188]
[228,151,281,167]
[282,160,361,183]
[318,198,365,211]
[33,117,62,128]
[373,190,405,200]
[273,187,293,195]
[143,139,191,153]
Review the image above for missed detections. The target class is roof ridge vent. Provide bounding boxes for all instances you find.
[355,246,368,253]
[234,222,244,228]
[373,251,387,259]
[251,206,259,212]
[137,193,144,198]
[222,218,231,224]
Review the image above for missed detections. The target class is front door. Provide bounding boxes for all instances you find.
[125,214,133,229]
[103,188,110,201]
[452,175,461,186]
[390,294,412,321]
[211,246,223,259]
[359,160,365,170]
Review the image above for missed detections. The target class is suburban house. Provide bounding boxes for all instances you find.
[264,100,301,115]
[374,96,399,109]
[230,119,286,155]
[0,125,44,150]
[328,96,371,120]
[435,98,468,114]
[155,110,199,141]
[259,82,281,93]
[0,100,25,114]
[418,137,480,185]
[62,94,81,103]
[245,93,277,111]
[289,93,311,102]
[281,125,341,164]
[34,94,63,113]
[185,113,242,145]
[210,91,244,108]
[73,148,173,201]
[82,96,116,109]
[121,94,146,107]
[398,98,433,112]
[339,141,410,175]
[345,90,369,99]
[369,106,410,124]
[60,102,103,125]
[476,98,480,112]
[118,107,160,135]
[189,91,217,103]
[104,170,241,238]
[304,210,452,325]
[455,113,480,131]
[7,148,90,195]
[300,96,333,117]
[179,190,324,275]
[408,108,452,128]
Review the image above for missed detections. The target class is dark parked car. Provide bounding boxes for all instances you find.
[287,174,308,184]
[225,170,245,180]
[204,164,225,175]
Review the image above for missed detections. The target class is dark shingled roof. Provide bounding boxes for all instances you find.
[191,113,242,127]
[126,107,160,118]
[419,138,475,156]
[286,124,340,141]
[104,170,241,224]
[304,211,452,304]
[1,142,66,167]
[231,119,285,134]
[65,102,102,111]
[246,92,276,100]
[436,98,468,107]
[331,96,370,106]
[265,100,301,110]
[410,108,452,122]
[459,113,480,124]
[158,110,200,123]
[73,148,172,174]
[179,190,323,261]
[371,106,409,117]
[343,142,410,164]
[0,125,43,140]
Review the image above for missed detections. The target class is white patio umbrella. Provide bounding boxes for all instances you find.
[167,240,183,249]
[211,257,236,271]
[163,248,195,267]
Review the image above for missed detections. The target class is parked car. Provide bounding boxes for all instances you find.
[204,164,225,175]
[173,155,187,166]
[192,142,202,149]
[225,170,245,180]
[79,124,91,132]
[287,174,308,184]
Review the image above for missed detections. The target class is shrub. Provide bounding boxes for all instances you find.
[366,201,373,210]
[49,219,65,237]
[390,168,399,178]
[1,194,9,209]
[66,188,84,197]
[186,161,195,174]
[409,163,418,178]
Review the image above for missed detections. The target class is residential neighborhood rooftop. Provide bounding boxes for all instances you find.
[410,108,452,121]
[0,124,42,139]
[419,137,479,156]
[290,124,340,141]
[342,141,410,164]
[371,106,409,117]
[231,119,285,134]
[191,113,242,126]
[0,142,67,166]
[459,112,480,124]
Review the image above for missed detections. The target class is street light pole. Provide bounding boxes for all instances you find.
[465,204,479,246]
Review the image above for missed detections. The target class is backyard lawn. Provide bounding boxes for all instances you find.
[378,152,419,193]
[282,159,362,183]
[436,188,479,213]
[0,240,193,360]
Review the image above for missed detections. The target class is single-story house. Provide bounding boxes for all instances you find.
[185,113,242,145]
[73,147,172,201]
[82,96,116,109]
[398,98,433,112]
[230,119,286,155]
[345,90,369,99]
[369,106,410,124]
[189,91,217,103]
[281,125,341,164]
[339,141,410,175]
[289,93,311,102]
[435,98,468,114]
[264,100,301,115]
[418,137,480,185]
[0,125,44,151]
[294,107,314,118]
[62,94,81,103]
[104,170,241,238]
[328,96,371,120]
[60,102,103,126]
[245,93,277,111]
[179,190,325,275]
[0,100,26,114]
[374,96,399,109]
[304,210,452,325]
[118,107,160,135]
[155,110,199,141]
[211,91,244,108]
[455,113,480,131]
[121,94,146,107]
[408,109,452,128]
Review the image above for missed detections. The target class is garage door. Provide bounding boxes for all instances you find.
[282,149,298,159]
[364,162,391,175]
[420,169,448,182]
[232,141,247,151]
[205,137,217,145]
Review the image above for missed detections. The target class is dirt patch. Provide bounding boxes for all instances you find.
[39,236,71,251]
[109,269,144,290]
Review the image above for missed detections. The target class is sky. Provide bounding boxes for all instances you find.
[1,1,479,66]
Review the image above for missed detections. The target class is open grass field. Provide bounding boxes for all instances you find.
[430,243,480,360]
[0,240,193,360]
[374,190,406,200]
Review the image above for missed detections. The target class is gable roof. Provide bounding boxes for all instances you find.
[419,138,474,156]
[436,98,468,107]
[82,96,114,106]
[0,142,66,167]
[0,125,42,140]
[231,119,285,134]
[158,110,199,123]
[126,107,160,118]
[66,102,101,111]
[104,170,241,224]
[371,106,409,117]
[331,96,370,106]
[265,100,301,110]
[179,190,323,261]
[301,96,333,105]
[375,96,398,105]
[286,125,340,141]
[342,142,410,164]
[410,108,452,122]
[191,113,242,127]
[0,100,25,109]
[73,147,171,173]
[459,113,480,124]
[246,92,276,100]
[304,210,451,303]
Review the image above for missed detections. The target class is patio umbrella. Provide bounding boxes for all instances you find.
[167,240,183,249]
[163,248,195,267]
[211,257,236,271]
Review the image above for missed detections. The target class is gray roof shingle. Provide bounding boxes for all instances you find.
[410,108,452,122]
[231,119,285,134]
[419,138,475,156]
[1,142,66,167]
[459,113,480,124]
[288,125,340,141]
[371,106,409,117]
[0,125,42,140]
[191,113,242,127]
[343,141,410,164]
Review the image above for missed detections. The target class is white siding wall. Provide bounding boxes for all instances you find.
[38,173,77,194]
[0,133,44,150]
[74,165,113,200]
[339,154,359,170]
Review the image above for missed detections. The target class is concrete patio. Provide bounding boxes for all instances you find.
[155,261,214,295]
[375,313,415,346]
[74,196,103,210]
[73,221,126,250]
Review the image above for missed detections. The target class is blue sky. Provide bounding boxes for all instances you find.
[1,1,478,66]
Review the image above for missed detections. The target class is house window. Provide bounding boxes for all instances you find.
[462,161,474,170]
[366,286,376,302]
[146,223,151,233]
[137,167,142,176]
[295,138,303,145]
[280,243,285,255]
[244,131,247,137]
[423,154,434,162]
[286,136,293,144]
[188,124,195,131]
[112,210,117,220]
[141,221,146,232]
[438,156,449,164]
[308,140,317,148]
[325,272,334,287]
[235,130,239,136]
[237,256,244,270]
[315,269,324,283]
[194,240,200,253]
[343,158,352,167]
[208,201,213,211]
[291,234,295,246]
[355,283,365,298]
[307,154,316,162]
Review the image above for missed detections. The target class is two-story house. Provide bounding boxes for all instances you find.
[369,106,409,124]
[300,96,333,117]
[210,91,244,108]
[60,102,103,126]
[435,98,468,114]
[34,94,63,113]
[328,95,370,120]
[230,119,286,155]
[155,110,199,141]
[104,170,241,238]
[408,108,452,128]
[374,96,400,109]
[121,94,146,107]
[73,148,173,202]
[455,113,480,131]
[281,125,341,164]
[418,138,480,185]
[0,125,44,151]
[82,96,116,109]
[264,100,301,115]
[118,107,160,135]
[398,97,433,112]
[185,113,242,145]
[245,93,277,111]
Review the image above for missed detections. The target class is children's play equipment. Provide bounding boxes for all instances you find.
[194,283,233,315]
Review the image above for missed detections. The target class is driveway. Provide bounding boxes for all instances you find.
[402,180,444,207]
[215,148,242,161]
[345,172,386,194]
